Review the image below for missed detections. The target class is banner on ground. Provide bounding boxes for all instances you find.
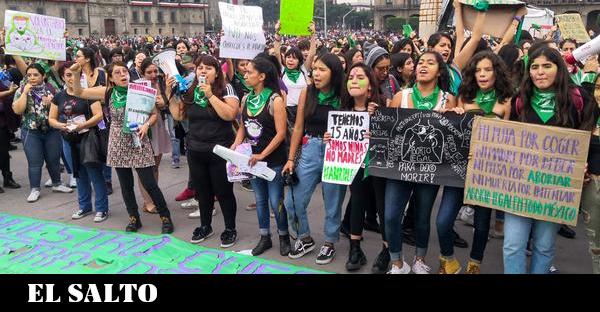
[218,2,266,60]
[322,111,370,185]
[279,0,315,36]
[0,213,326,274]
[556,14,591,43]
[463,117,590,226]
[368,108,475,187]
[4,10,66,61]
[460,0,525,38]
[124,83,157,132]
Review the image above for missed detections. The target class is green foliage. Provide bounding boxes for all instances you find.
[385,17,407,32]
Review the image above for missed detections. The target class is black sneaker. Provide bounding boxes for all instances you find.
[3,177,20,189]
[161,216,174,234]
[106,182,113,195]
[251,235,272,256]
[279,234,291,256]
[453,230,469,249]
[346,240,367,271]
[558,225,576,239]
[316,244,336,265]
[288,238,316,259]
[220,229,237,248]
[125,216,142,232]
[190,226,214,243]
[371,245,390,274]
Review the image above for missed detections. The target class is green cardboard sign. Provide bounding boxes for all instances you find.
[279,0,314,36]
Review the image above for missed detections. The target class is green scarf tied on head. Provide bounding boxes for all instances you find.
[245,88,272,116]
[111,86,128,109]
[531,87,556,123]
[235,72,251,93]
[284,68,301,84]
[411,84,440,110]
[193,86,208,108]
[475,89,497,115]
[317,90,340,109]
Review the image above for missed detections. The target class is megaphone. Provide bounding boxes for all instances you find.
[152,49,188,95]
[565,35,600,65]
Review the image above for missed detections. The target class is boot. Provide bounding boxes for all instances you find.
[252,234,272,256]
[3,173,20,189]
[279,234,291,256]
[346,239,367,271]
[161,216,174,234]
[125,215,142,232]
[371,244,390,274]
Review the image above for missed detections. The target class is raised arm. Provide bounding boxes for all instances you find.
[454,10,487,71]
[453,0,466,58]
[12,55,28,76]
[166,75,186,121]
[304,22,317,72]
[274,21,283,67]
[497,6,528,52]
[70,63,107,100]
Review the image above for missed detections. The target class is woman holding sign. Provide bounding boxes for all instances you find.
[166,55,240,248]
[505,47,597,274]
[70,61,175,235]
[231,57,291,257]
[282,53,347,265]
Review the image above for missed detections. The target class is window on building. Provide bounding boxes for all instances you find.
[159,28,162,35]
[133,11,139,23]
[36,8,45,15]
[171,11,177,23]
[76,9,84,22]
[144,11,151,23]
[145,28,149,35]
[61,9,69,22]
[172,28,175,34]
[134,28,138,35]
[158,11,164,23]
[9,6,17,11]
[78,29,83,36]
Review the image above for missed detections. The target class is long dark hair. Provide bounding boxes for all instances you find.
[345,48,362,66]
[427,32,455,64]
[250,56,282,97]
[390,52,413,88]
[498,44,523,87]
[517,47,575,127]
[391,39,413,55]
[283,47,304,70]
[459,51,513,104]
[182,54,226,105]
[79,47,97,69]
[304,53,345,118]
[341,62,382,110]
[412,51,451,93]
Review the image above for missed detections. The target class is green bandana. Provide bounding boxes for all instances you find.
[111,86,128,109]
[193,87,208,108]
[246,88,272,116]
[411,84,440,110]
[284,68,301,84]
[571,71,598,87]
[531,87,556,123]
[317,91,340,109]
[475,89,497,115]
[235,72,251,93]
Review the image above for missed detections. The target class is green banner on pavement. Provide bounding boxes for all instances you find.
[0,213,327,274]
[279,0,314,36]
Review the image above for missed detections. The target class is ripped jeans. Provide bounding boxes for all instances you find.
[581,175,600,274]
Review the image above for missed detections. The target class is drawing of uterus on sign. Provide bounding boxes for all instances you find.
[401,119,444,164]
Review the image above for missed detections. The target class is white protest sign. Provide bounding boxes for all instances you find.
[523,7,554,39]
[125,83,157,129]
[322,111,370,185]
[4,10,66,61]
[218,2,266,60]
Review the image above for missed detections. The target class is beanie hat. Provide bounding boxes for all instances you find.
[364,41,388,68]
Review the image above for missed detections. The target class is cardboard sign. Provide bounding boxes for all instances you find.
[4,10,66,61]
[460,0,525,38]
[464,117,590,226]
[218,2,266,60]
[322,112,370,185]
[368,108,475,187]
[280,0,315,36]
[556,14,591,43]
[124,83,157,132]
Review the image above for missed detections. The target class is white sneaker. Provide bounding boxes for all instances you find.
[93,212,108,223]
[411,257,431,274]
[68,175,77,188]
[188,209,200,218]
[181,198,199,209]
[387,261,411,274]
[44,178,53,187]
[458,206,475,226]
[52,184,74,193]
[27,189,41,202]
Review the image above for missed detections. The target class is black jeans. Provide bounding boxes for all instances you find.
[188,149,237,230]
[0,126,12,181]
[115,167,171,218]
[371,176,387,242]
[347,169,373,236]
[471,206,492,262]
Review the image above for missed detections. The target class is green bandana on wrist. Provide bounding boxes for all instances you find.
[284,68,301,84]
[531,87,556,123]
[473,0,489,12]
[194,86,208,108]
[111,86,128,109]
[411,84,440,110]
[246,88,272,116]
[475,89,497,115]
[317,91,340,109]
[235,72,251,93]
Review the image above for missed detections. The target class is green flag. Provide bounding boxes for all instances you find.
[280,0,314,36]
[403,24,413,38]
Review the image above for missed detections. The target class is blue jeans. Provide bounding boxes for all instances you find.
[21,128,62,189]
[503,213,560,274]
[251,165,288,236]
[166,115,180,163]
[284,137,347,243]
[103,165,112,183]
[385,180,439,261]
[61,138,72,175]
[77,161,109,213]
[436,186,464,257]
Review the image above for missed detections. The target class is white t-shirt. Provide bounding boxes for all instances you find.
[281,65,308,107]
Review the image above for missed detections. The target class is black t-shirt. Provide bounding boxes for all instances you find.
[53,90,93,124]
[305,103,335,137]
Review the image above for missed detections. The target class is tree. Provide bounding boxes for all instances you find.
[385,17,407,32]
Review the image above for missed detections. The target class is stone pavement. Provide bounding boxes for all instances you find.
[0,143,593,274]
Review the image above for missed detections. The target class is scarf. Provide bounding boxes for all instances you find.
[111,86,128,109]
[531,87,556,123]
[475,89,497,114]
[411,84,440,110]
[246,88,272,116]
[235,72,251,93]
[193,86,208,108]
[284,68,301,84]
[317,90,340,109]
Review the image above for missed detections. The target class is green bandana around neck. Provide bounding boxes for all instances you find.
[531,87,556,123]
[111,86,128,109]
[193,86,208,108]
[246,87,272,116]
[284,68,301,84]
[411,84,440,110]
[475,89,497,115]
[317,90,340,109]
[235,72,251,92]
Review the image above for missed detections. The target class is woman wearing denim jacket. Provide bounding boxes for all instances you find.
[282,53,347,265]
[504,47,597,273]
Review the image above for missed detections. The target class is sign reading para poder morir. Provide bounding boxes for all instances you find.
[4,10,66,61]
[322,112,369,185]
[464,117,590,226]
[218,2,266,60]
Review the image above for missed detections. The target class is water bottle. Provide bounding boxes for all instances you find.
[129,122,142,148]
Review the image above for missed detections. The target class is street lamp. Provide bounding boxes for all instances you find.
[343,8,356,30]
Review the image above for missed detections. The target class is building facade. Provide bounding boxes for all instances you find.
[0,0,209,37]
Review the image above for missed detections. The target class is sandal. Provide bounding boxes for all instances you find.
[142,204,158,214]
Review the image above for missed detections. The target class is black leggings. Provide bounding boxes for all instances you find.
[348,169,374,236]
[188,149,237,230]
[115,167,171,218]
